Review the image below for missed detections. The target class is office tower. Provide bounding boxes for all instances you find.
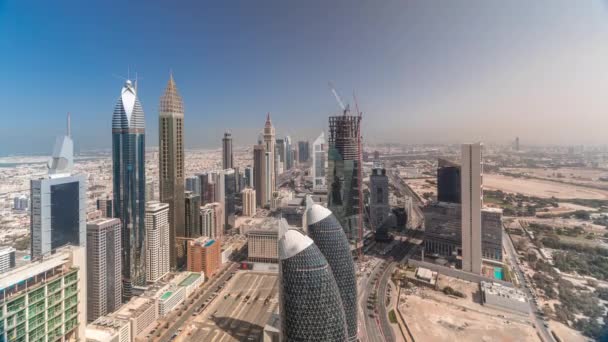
[112,79,146,299]
[198,172,216,205]
[284,136,293,170]
[247,222,279,263]
[276,138,286,175]
[97,196,114,218]
[187,237,221,277]
[199,205,215,238]
[31,114,86,258]
[437,158,461,204]
[461,143,483,274]
[185,176,201,195]
[145,202,170,283]
[312,132,327,192]
[204,202,224,239]
[145,180,155,202]
[0,245,87,341]
[222,131,233,169]
[327,113,362,242]
[482,208,503,261]
[242,188,256,217]
[87,218,122,322]
[423,201,462,257]
[158,73,185,270]
[253,144,267,207]
[263,114,276,195]
[279,227,348,341]
[234,166,242,193]
[0,247,15,273]
[306,204,358,341]
[369,166,390,231]
[297,141,310,163]
[244,166,254,188]
[184,191,201,238]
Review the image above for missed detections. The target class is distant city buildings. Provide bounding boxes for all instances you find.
[0,246,15,273]
[96,196,114,218]
[112,79,147,299]
[263,114,276,202]
[243,166,254,188]
[222,131,234,169]
[242,188,256,217]
[437,158,461,204]
[12,194,28,211]
[145,202,170,283]
[369,166,390,231]
[461,143,483,274]
[253,144,267,207]
[297,140,310,163]
[158,73,186,270]
[312,132,327,192]
[87,218,122,322]
[187,237,221,278]
[185,176,201,195]
[285,135,293,170]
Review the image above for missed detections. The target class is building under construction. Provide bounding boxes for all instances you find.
[327,112,362,245]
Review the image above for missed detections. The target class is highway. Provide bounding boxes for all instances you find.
[503,233,555,342]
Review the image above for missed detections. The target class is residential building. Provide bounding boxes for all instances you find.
[111,297,157,338]
[187,237,221,278]
[145,202,170,283]
[184,191,201,238]
[461,143,483,274]
[242,188,256,217]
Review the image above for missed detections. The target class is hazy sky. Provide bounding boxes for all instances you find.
[1,0,608,155]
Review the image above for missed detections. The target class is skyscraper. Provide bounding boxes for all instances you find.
[31,113,86,258]
[200,205,215,238]
[243,166,254,188]
[198,172,216,205]
[279,226,348,341]
[222,131,233,169]
[185,176,201,195]
[145,201,170,283]
[306,204,358,341]
[253,144,267,207]
[112,79,146,299]
[298,140,310,163]
[222,169,236,232]
[184,191,201,238]
[369,166,390,231]
[461,143,483,274]
[276,138,285,174]
[242,188,256,217]
[437,158,461,204]
[87,218,122,322]
[158,73,185,270]
[312,132,327,192]
[263,113,276,196]
[284,135,293,170]
[97,196,114,218]
[327,113,362,242]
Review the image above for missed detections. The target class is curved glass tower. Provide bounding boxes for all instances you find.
[112,80,146,300]
[307,204,358,341]
[279,228,347,341]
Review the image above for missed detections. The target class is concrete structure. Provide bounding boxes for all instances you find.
[263,114,276,201]
[86,317,131,342]
[187,237,221,278]
[145,202,170,283]
[482,208,503,261]
[401,267,438,288]
[222,131,234,169]
[158,73,186,270]
[242,188,256,217]
[247,225,279,264]
[253,144,267,207]
[369,166,390,231]
[312,132,327,191]
[111,297,157,338]
[0,245,87,341]
[461,143,483,274]
[480,281,529,314]
[0,247,15,274]
[112,79,146,299]
[437,158,461,204]
[87,218,122,322]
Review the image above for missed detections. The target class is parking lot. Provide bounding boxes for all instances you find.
[176,271,279,341]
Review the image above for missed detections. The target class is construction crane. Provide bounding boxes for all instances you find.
[328,82,350,115]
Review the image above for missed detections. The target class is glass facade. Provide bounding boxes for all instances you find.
[280,236,347,341]
[308,208,358,341]
[437,159,461,204]
[50,182,80,250]
[224,170,236,231]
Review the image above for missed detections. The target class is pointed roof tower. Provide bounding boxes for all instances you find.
[159,72,183,116]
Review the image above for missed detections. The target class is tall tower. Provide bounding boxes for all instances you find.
[312,132,327,192]
[158,73,185,270]
[263,113,276,195]
[253,144,267,207]
[112,79,146,300]
[145,201,170,283]
[222,131,233,169]
[461,142,483,274]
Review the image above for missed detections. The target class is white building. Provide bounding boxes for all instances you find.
[145,201,170,282]
[480,281,530,314]
[111,297,157,338]
[312,132,327,192]
[461,143,483,274]
[86,317,131,342]
[0,246,15,273]
[243,188,257,217]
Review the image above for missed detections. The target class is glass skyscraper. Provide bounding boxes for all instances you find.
[279,227,348,341]
[307,204,358,341]
[112,79,146,300]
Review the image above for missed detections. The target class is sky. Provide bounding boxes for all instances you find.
[1,0,608,155]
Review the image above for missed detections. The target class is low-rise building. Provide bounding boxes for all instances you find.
[86,317,131,342]
[111,297,158,338]
[0,246,16,273]
[480,281,529,314]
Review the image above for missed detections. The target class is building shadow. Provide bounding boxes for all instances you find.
[212,316,265,341]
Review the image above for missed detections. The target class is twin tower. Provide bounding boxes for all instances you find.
[279,203,358,341]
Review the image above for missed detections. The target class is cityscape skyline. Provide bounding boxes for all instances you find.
[3,1,608,155]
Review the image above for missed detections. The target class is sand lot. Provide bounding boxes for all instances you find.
[484,174,608,200]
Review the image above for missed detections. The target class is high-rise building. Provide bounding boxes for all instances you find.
[200,205,215,238]
[198,172,216,205]
[97,196,114,218]
[263,114,276,198]
[482,208,503,261]
[0,245,87,341]
[242,188,256,217]
[187,237,221,278]
[87,218,122,322]
[298,141,310,163]
[284,136,293,170]
[206,202,224,239]
[247,225,278,264]
[306,204,358,341]
[145,202,170,283]
[327,113,362,242]
[461,143,483,274]
[31,114,86,258]
[437,158,461,204]
[158,73,185,270]
[279,226,348,341]
[253,144,267,207]
[145,180,155,202]
[222,131,233,170]
[312,132,327,192]
[184,191,201,238]
[185,176,201,196]
[13,195,28,211]
[276,138,286,175]
[244,166,254,188]
[369,166,390,231]
[112,79,146,299]
[0,247,16,274]
[223,169,236,232]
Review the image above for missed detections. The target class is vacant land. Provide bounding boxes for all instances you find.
[484,174,608,200]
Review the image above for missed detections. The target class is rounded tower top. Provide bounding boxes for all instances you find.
[279,229,313,260]
[306,204,332,226]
